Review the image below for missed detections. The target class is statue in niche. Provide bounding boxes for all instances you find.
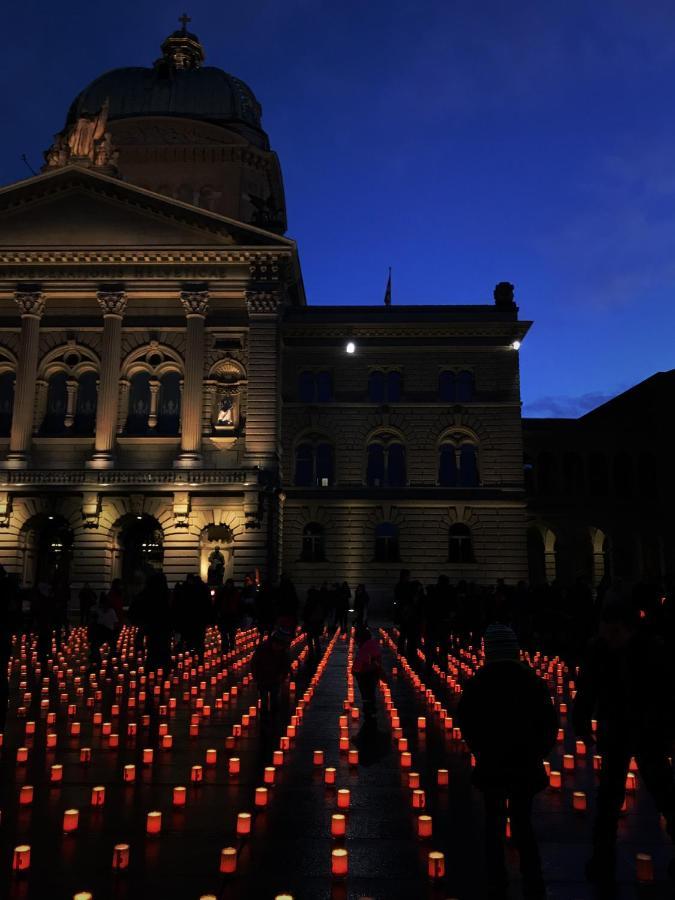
[216,396,234,425]
[207,546,225,585]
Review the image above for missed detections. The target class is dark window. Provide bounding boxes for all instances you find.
[298,371,315,403]
[73,371,98,434]
[448,523,474,563]
[42,373,68,434]
[157,372,181,435]
[294,443,314,486]
[366,443,386,486]
[0,371,14,436]
[315,442,334,485]
[387,371,402,402]
[375,522,399,562]
[456,371,474,402]
[126,373,152,434]
[439,444,458,487]
[387,443,407,486]
[316,371,333,402]
[439,371,455,402]
[589,452,609,497]
[301,523,325,561]
[368,371,386,403]
[459,445,479,487]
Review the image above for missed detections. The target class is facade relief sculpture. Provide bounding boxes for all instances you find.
[43,100,119,174]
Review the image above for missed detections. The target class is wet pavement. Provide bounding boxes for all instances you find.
[0,624,673,900]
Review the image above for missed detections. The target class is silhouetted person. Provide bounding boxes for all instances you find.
[252,628,291,721]
[394,570,419,658]
[302,587,324,658]
[88,594,118,670]
[277,573,299,633]
[457,624,557,900]
[129,571,171,673]
[254,580,276,641]
[215,578,241,652]
[353,584,369,626]
[108,578,124,624]
[78,582,96,625]
[573,602,675,884]
[353,625,385,729]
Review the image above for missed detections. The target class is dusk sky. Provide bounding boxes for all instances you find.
[3,1,675,416]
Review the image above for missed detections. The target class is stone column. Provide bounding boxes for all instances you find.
[64,378,78,429]
[6,290,46,468]
[148,379,160,429]
[88,290,127,469]
[175,290,208,468]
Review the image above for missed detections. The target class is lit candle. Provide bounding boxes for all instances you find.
[417,815,433,839]
[572,791,587,812]
[91,786,105,807]
[417,716,426,731]
[206,748,217,766]
[17,747,28,764]
[549,770,561,789]
[636,853,654,882]
[428,850,445,880]
[313,750,325,766]
[337,788,350,809]
[146,811,162,834]
[123,764,136,783]
[173,786,187,807]
[51,763,63,782]
[264,766,276,785]
[437,768,449,787]
[348,749,359,766]
[563,754,575,771]
[12,845,31,871]
[142,748,153,765]
[112,843,129,870]
[331,813,346,837]
[331,848,348,877]
[19,785,33,806]
[255,787,268,808]
[324,767,336,785]
[191,765,203,783]
[80,747,91,763]
[412,789,426,809]
[63,809,79,833]
[401,752,412,769]
[220,847,237,874]
[236,812,252,835]
[228,757,240,775]
[408,772,420,788]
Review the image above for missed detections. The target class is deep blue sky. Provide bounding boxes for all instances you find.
[3,1,675,416]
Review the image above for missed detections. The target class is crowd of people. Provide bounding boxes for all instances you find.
[1,563,674,894]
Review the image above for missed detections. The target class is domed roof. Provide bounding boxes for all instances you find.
[65,19,264,133]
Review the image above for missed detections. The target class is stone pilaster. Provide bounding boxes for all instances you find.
[244,290,282,464]
[88,289,127,469]
[174,290,208,468]
[5,290,46,468]
[64,378,78,429]
[148,378,160,429]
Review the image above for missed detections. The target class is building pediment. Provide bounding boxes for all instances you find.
[0,166,294,250]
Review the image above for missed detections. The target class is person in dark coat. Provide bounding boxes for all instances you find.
[457,623,558,899]
[251,628,291,720]
[573,601,675,884]
[352,625,385,728]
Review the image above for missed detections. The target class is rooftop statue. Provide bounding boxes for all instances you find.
[43,100,119,174]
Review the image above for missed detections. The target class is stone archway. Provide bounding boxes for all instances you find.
[112,513,164,597]
[200,523,235,585]
[20,514,74,588]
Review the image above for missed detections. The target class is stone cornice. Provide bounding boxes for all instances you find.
[245,290,283,317]
[0,468,255,486]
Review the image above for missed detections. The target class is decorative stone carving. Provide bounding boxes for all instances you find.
[0,492,11,528]
[43,100,119,174]
[14,291,45,317]
[97,290,127,316]
[245,291,281,316]
[180,290,209,316]
[81,493,101,529]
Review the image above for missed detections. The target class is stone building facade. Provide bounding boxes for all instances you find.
[0,23,668,606]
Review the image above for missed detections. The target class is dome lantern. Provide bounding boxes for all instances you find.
[157,13,205,71]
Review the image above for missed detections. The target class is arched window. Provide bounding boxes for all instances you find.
[368,371,386,403]
[301,523,325,562]
[294,441,334,486]
[438,438,479,487]
[375,522,399,562]
[448,524,474,563]
[366,436,406,487]
[613,452,633,498]
[387,371,402,401]
[316,371,333,402]
[0,371,14,436]
[456,371,474,402]
[157,372,181,435]
[126,372,152,434]
[589,452,609,497]
[439,371,456,402]
[73,371,98,434]
[41,373,68,434]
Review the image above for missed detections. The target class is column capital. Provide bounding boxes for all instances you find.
[245,290,282,317]
[180,290,209,316]
[97,290,127,316]
[14,290,45,318]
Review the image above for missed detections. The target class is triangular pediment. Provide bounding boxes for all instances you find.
[0,166,294,250]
